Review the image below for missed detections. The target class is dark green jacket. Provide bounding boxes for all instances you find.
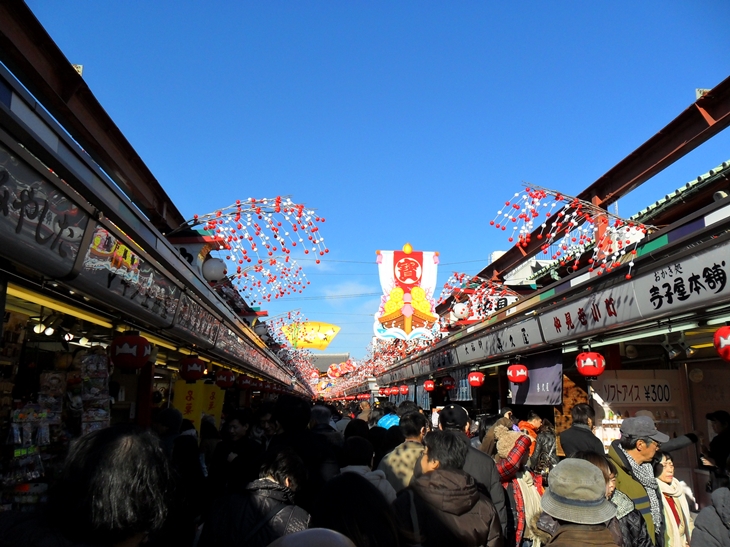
[607,441,663,547]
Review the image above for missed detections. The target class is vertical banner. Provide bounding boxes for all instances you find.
[172,380,205,432]
[510,350,563,405]
[202,383,225,428]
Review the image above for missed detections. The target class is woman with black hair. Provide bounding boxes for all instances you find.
[199,449,310,547]
[0,424,173,547]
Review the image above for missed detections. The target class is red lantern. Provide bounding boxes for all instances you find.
[507,364,528,384]
[215,369,235,389]
[441,376,456,390]
[468,371,485,387]
[714,326,730,362]
[179,356,206,382]
[379,387,387,396]
[236,374,251,389]
[110,332,151,369]
[345,395,356,401]
[388,387,399,396]
[423,379,435,392]
[576,352,606,379]
[399,385,409,395]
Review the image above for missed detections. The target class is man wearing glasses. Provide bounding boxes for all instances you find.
[608,416,670,547]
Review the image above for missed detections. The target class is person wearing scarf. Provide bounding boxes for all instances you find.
[607,416,668,547]
[654,451,694,547]
[495,424,544,547]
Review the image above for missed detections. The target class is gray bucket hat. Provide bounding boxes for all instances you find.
[541,459,617,525]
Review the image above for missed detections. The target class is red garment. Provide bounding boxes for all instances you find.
[664,494,681,526]
[519,420,539,457]
[497,434,543,545]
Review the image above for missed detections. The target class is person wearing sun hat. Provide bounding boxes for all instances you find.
[540,459,618,546]
[607,416,669,547]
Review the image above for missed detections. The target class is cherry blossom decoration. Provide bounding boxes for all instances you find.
[187,196,328,305]
[438,274,520,323]
[491,184,654,280]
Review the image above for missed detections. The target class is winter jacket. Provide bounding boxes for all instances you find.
[199,478,310,547]
[378,413,400,429]
[692,487,730,547]
[544,524,618,547]
[393,468,504,547]
[610,489,654,547]
[559,423,605,456]
[463,444,509,535]
[481,416,514,457]
[536,511,625,547]
[530,429,558,474]
[607,441,665,547]
[378,439,424,493]
[340,465,397,503]
[0,512,98,547]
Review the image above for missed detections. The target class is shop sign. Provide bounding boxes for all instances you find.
[171,292,221,349]
[539,281,638,343]
[0,143,90,278]
[633,241,730,316]
[456,319,542,364]
[596,378,672,404]
[202,383,225,428]
[172,379,205,431]
[510,350,563,405]
[73,225,180,328]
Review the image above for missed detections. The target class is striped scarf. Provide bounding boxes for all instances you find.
[620,446,663,534]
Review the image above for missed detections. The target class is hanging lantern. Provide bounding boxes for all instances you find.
[215,369,235,389]
[110,332,151,369]
[452,302,470,319]
[507,363,529,384]
[345,395,356,401]
[576,352,606,379]
[179,356,206,382]
[714,326,730,362]
[468,371,485,387]
[423,379,435,392]
[379,387,387,396]
[236,374,251,389]
[202,257,227,282]
[251,378,263,389]
[399,385,409,395]
[441,376,456,390]
[388,386,399,396]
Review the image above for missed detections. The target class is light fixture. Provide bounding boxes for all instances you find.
[6,284,113,328]
[678,334,695,357]
[33,322,46,334]
[707,315,730,326]
[661,335,681,360]
[63,332,74,341]
[590,322,700,348]
[78,336,90,345]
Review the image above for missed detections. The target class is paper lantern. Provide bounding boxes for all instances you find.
[468,371,485,387]
[202,257,227,281]
[423,379,435,392]
[714,326,730,362]
[507,364,528,384]
[441,376,456,390]
[179,356,206,382]
[399,385,409,395]
[345,395,356,401]
[251,378,263,389]
[388,386,399,396]
[379,387,387,396]
[110,332,151,369]
[236,374,252,389]
[215,369,235,389]
[453,303,470,319]
[576,352,606,379]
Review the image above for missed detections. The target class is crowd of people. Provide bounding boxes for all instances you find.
[1,396,730,547]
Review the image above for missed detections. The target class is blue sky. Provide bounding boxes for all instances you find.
[25,1,730,358]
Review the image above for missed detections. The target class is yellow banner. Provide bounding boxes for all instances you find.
[281,321,340,350]
[202,383,225,429]
[172,380,205,432]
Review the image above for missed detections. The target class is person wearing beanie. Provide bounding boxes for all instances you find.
[540,459,618,546]
[494,424,544,547]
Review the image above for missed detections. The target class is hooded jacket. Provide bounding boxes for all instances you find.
[340,465,397,503]
[692,487,730,547]
[393,468,503,547]
[544,523,618,547]
[607,440,664,547]
[199,479,310,547]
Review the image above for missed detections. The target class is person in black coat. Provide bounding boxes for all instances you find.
[559,403,605,456]
[692,486,730,547]
[199,449,310,547]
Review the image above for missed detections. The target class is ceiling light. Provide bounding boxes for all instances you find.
[707,315,730,326]
[33,322,45,334]
[678,334,696,357]
[64,332,74,341]
[7,285,113,328]
[78,336,90,345]
[661,335,681,360]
